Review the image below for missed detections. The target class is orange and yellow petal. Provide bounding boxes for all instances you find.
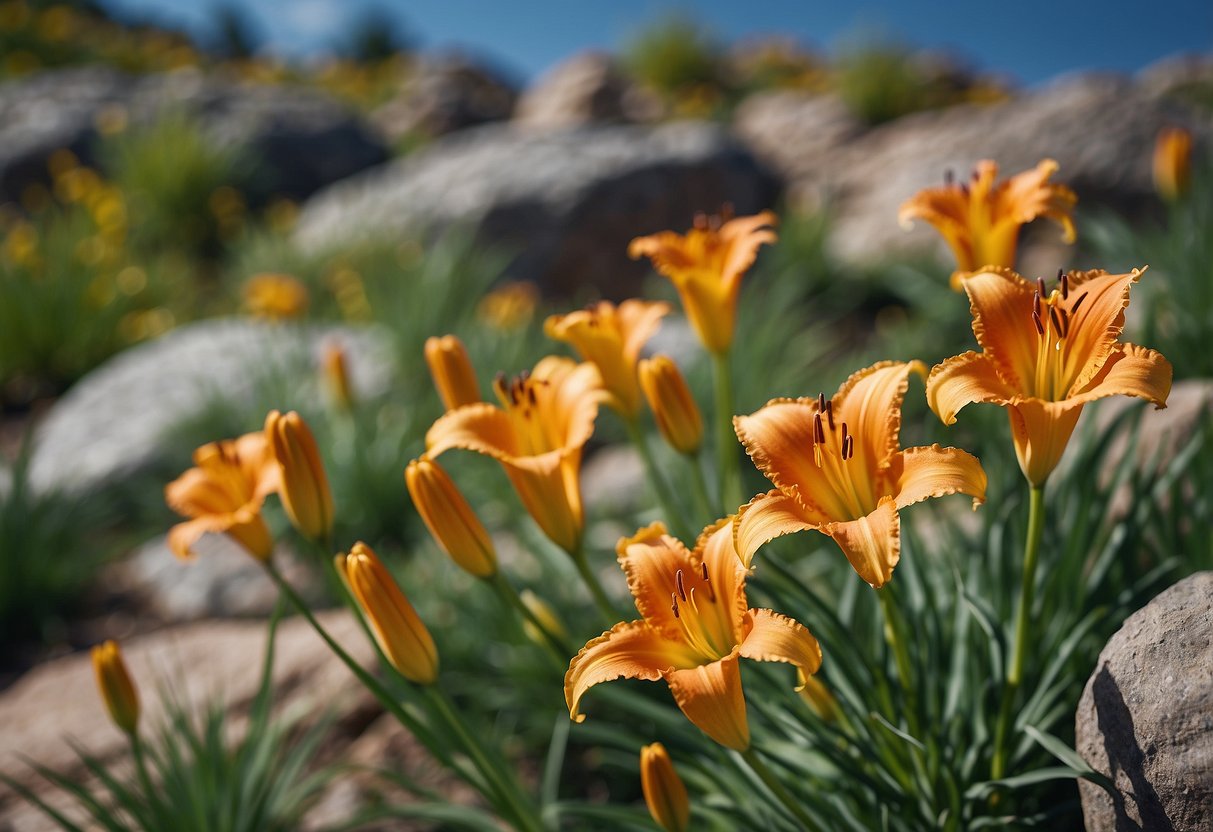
[426,403,520,460]
[640,743,690,832]
[566,621,696,722]
[734,398,830,518]
[503,456,585,553]
[424,335,480,412]
[1069,343,1172,409]
[617,522,691,636]
[691,518,751,646]
[738,608,822,678]
[927,351,1017,425]
[665,650,750,750]
[963,268,1039,390]
[733,490,821,569]
[1061,269,1143,396]
[833,360,927,470]
[886,444,987,511]
[1006,398,1084,487]
[824,497,900,589]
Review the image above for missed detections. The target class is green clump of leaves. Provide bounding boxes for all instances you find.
[832,41,981,125]
[621,14,725,113]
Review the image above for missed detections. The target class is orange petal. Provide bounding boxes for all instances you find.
[618,299,672,366]
[503,456,585,553]
[1006,399,1083,487]
[963,267,1040,392]
[824,497,900,589]
[734,398,831,518]
[832,360,927,470]
[565,621,696,722]
[426,403,521,461]
[719,212,778,294]
[1069,343,1172,409]
[167,516,223,559]
[665,650,750,750]
[926,351,1016,425]
[734,490,822,569]
[617,522,694,637]
[691,517,751,647]
[887,445,987,511]
[1061,269,1144,396]
[738,608,822,678]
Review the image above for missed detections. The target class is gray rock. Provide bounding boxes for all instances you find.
[513,52,638,130]
[1076,571,1213,832]
[797,73,1212,265]
[371,53,517,142]
[0,66,389,204]
[293,121,781,298]
[29,319,395,495]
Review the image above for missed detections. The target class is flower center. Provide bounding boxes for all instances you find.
[493,370,556,455]
[1029,271,1089,401]
[802,394,871,521]
[669,564,731,661]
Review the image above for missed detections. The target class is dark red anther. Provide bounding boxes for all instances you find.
[1049,306,1064,336]
[700,563,716,601]
[1034,290,1041,318]
[527,385,537,406]
[1032,310,1045,335]
[1071,292,1088,314]
[814,413,825,444]
[1060,271,1069,299]
[675,569,687,602]
[818,392,826,412]
[1037,276,1047,298]
[671,592,680,618]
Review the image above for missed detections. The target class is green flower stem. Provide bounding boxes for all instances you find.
[711,350,742,514]
[689,449,717,524]
[567,542,621,623]
[127,733,155,799]
[422,685,544,832]
[487,571,572,660]
[877,586,920,738]
[991,483,1046,781]
[741,747,822,832]
[262,561,472,785]
[624,415,692,541]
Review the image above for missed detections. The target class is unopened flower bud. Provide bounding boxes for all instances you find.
[335,542,438,685]
[519,589,567,646]
[639,356,703,455]
[1154,126,1193,201]
[265,410,334,543]
[321,342,354,410]
[424,335,479,411]
[405,457,496,578]
[640,742,690,832]
[92,640,139,735]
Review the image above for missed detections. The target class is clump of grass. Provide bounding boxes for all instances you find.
[620,14,726,116]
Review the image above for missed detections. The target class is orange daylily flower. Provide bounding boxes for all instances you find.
[544,299,670,416]
[165,431,279,560]
[733,361,987,588]
[927,267,1172,486]
[91,640,139,735]
[629,209,777,354]
[426,356,604,553]
[242,272,309,319]
[898,159,1077,290]
[1153,126,1193,201]
[566,519,822,750]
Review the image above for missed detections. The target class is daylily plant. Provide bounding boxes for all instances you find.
[927,267,1172,486]
[566,519,822,750]
[426,356,604,553]
[734,361,987,588]
[165,431,280,560]
[544,299,670,417]
[898,159,1077,289]
[629,210,777,354]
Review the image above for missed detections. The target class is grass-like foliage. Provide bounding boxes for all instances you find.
[621,14,724,112]
[4,610,339,832]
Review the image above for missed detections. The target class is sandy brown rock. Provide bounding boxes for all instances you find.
[1076,571,1213,831]
[514,52,639,130]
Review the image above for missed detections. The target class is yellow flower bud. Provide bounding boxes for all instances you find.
[519,589,567,646]
[91,640,139,735]
[321,342,354,410]
[424,335,480,411]
[405,457,496,577]
[264,410,334,543]
[1153,126,1193,202]
[242,272,309,320]
[639,356,703,455]
[640,742,690,832]
[797,669,839,722]
[335,542,438,685]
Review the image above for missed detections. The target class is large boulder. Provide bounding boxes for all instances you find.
[1075,571,1213,832]
[513,52,645,130]
[293,121,782,298]
[28,319,394,496]
[0,66,390,205]
[731,91,863,193]
[371,53,517,143]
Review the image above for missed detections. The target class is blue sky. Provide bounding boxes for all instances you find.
[103,0,1211,87]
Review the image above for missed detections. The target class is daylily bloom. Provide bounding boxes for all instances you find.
[640,743,690,832]
[265,410,334,543]
[629,209,777,354]
[927,267,1172,486]
[165,431,279,561]
[1153,127,1193,202]
[426,356,603,553]
[242,272,309,319]
[405,456,497,578]
[898,159,1077,290]
[639,355,704,455]
[321,341,354,410]
[566,519,822,750]
[544,299,670,416]
[424,334,480,412]
[92,640,139,735]
[336,542,439,685]
[733,361,987,588]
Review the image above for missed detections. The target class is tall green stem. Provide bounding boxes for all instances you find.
[991,484,1046,781]
[689,450,716,524]
[624,416,691,541]
[487,571,571,659]
[877,586,920,738]
[741,747,822,832]
[711,350,741,514]
[567,542,620,622]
